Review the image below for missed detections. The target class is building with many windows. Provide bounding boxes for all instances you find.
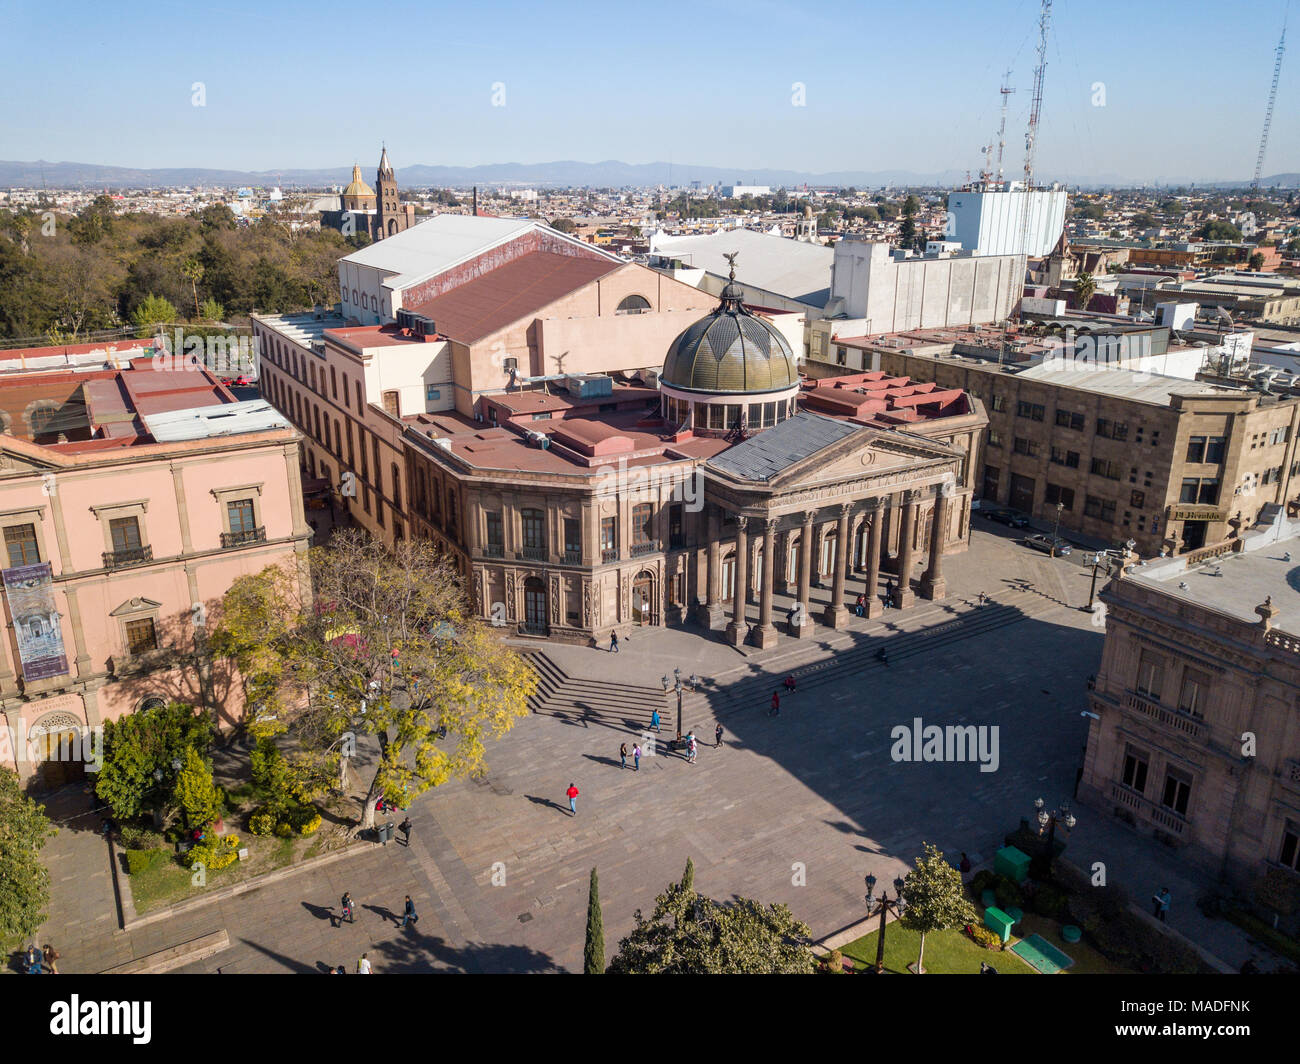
[1082,535,1300,928]
[0,342,309,789]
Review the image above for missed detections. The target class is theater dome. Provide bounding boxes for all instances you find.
[658,254,801,436]
[660,261,798,394]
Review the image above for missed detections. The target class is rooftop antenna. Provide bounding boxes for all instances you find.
[996,71,1015,183]
[1252,5,1288,194]
[1018,0,1053,260]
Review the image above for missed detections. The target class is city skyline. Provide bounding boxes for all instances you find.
[2,0,1296,184]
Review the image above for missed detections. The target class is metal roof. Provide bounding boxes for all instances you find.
[707,411,860,482]
[651,228,833,308]
[143,399,289,441]
[340,214,539,286]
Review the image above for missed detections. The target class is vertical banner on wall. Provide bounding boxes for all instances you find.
[3,563,69,681]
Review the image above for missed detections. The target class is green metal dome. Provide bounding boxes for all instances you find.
[661,261,798,394]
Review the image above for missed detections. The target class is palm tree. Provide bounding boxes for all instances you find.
[1074,271,1097,311]
[180,259,204,319]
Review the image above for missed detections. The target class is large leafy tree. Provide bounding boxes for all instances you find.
[93,702,212,821]
[607,860,815,974]
[173,746,222,828]
[212,530,534,828]
[899,842,978,974]
[129,292,177,337]
[0,769,55,950]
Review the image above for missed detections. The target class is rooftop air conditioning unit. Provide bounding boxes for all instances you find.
[396,308,416,331]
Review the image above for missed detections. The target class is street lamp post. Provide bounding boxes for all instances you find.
[661,667,698,738]
[1050,501,1064,558]
[1033,797,1077,868]
[864,874,907,974]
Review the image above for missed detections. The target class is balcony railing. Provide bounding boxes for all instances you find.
[601,548,619,564]
[483,543,505,559]
[1124,690,1203,739]
[518,546,547,562]
[630,539,660,558]
[564,550,582,565]
[1109,782,1187,836]
[221,527,267,549]
[103,545,153,570]
[520,621,550,636]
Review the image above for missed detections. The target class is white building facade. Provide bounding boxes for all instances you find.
[947,183,1068,257]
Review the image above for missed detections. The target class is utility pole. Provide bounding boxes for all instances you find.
[1017,0,1053,259]
[996,71,1015,184]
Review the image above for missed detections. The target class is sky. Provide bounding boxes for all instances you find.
[2,0,1297,184]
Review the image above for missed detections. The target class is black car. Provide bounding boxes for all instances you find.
[977,507,1031,529]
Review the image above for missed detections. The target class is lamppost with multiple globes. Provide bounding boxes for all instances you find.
[1034,797,1077,868]
[661,667,698,737]
[863,873,907,974]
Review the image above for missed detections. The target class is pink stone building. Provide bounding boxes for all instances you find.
[0,342,310,789]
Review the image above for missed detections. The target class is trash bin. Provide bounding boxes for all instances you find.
[379,821,394,844]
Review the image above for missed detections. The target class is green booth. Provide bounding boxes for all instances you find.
[984,906,1015,944]
[994,845,1031,884]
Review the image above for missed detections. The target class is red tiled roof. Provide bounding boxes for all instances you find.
[408,250,620,344]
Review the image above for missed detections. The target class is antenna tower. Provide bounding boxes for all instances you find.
[1253,9,1288,192]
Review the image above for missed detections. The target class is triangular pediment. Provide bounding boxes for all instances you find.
[0,444,63,475]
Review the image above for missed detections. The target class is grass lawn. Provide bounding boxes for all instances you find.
[127,830,326,914]
[838,923,1035,974]
[1015,914,1136,974]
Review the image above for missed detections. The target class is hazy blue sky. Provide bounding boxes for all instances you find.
[2,0,1296,182]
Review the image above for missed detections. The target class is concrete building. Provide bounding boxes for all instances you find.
[816,238,1024,350]
[0,342,308,789]
[947,181,1068,257]
[811,324,1300,557]
[1081,531,1300,930]
[720,184,771,198]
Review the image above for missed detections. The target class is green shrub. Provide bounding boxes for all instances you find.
[125,847,169,875]
[994,878,1024,911]
[1224,908,1300,966]
[120,825,164,851]
[1033,885,1069,919]
[274,821,293,838]
[967,922,1003,949]
[969,869,996,899]
[294,811,321,836]
[181,834,241,872]
[247,808,277,836]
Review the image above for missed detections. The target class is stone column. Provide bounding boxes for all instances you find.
[696,506,724,627]
[725,516,750,646]
[793,510,815,638]
[823,504,851,629]
[864,502,885,618]
[920,487,950,601]
[892,492,918,609]
[751,518,778,648]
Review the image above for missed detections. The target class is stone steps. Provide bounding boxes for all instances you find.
[522,650,669,726]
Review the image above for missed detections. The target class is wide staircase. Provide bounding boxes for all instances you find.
[522,649,669,730]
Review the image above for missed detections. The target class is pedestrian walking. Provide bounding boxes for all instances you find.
[401,894,418,929]
[715,723,724,748]
[769,690,780,716]
[620,742,628,770]
[650,709,661,732]
[783,674,796,694]
[687,733,697,763]
[566,782,580,816]
[1153,887,1171,922]
[398,816,412,847]
[633,743,641,770]
[357,953,372,974]
[855,593,866,617]
[609,631,620,653]
[42,944,59,974]
[884,579,896,606]
[959,852,972,875]
[340,891,354,925]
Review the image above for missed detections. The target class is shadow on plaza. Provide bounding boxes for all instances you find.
[236,930,565,974]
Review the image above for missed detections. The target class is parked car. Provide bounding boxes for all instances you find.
[220,375,252,387]
[1024,533,1073,556]
[978,507,1031,529]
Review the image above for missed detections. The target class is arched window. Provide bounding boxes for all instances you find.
[615,294,651,315]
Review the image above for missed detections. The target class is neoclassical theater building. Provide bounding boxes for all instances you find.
[399,276,988,646]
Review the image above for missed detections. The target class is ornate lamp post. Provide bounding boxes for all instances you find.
[863,873,907,974]
[660,667,698,737]
[1034,797,1077,866]
[1050,501,1065,557]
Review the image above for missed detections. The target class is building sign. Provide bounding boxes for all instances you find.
[1167,506,1227,523]
[2,563,69,681]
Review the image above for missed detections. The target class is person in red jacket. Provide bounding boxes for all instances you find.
[770,691,781,716]
[566,782,579,816]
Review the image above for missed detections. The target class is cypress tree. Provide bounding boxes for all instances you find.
[682,857,695,893]
[584,867,605,974]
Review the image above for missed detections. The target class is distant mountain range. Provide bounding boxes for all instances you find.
[1,158,1297,191]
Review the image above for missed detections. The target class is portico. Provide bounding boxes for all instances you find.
[697,411,968,648]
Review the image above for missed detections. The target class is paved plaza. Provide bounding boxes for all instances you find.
[18,525,1275,973]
